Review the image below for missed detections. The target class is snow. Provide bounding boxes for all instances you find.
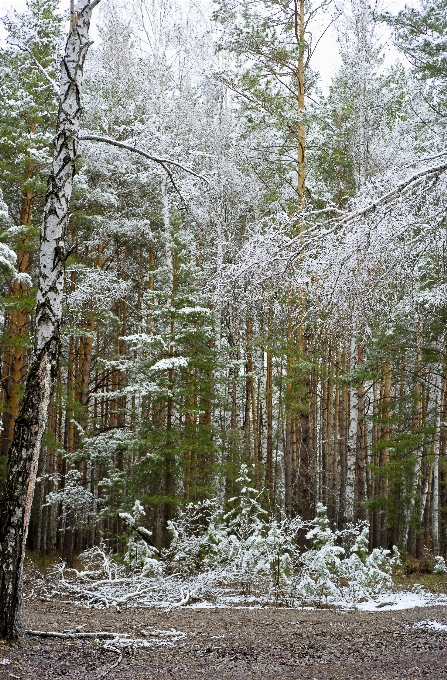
[414,620,447,632]
[0,242,17,272]
[150,357,189,371]
[177,306,212,315]
[355,591,447,612]
[37,472,447,616]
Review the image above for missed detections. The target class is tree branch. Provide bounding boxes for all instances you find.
[25,629,127,639]
[327,160,447,228]
[7,41,59,95]
[285,159,447,249]
[78,135,210,185]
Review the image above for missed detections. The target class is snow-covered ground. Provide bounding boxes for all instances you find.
[355,590,447,612]
[414,620,447,631]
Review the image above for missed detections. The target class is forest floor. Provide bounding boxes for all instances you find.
[2,599,447,679]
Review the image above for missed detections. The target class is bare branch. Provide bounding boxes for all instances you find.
[407,150,447,166]
[78,135,210,185]
[327,161,447,228]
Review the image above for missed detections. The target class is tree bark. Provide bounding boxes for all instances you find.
[294,0,306,206]
[380,361,392,548]
[0,0,101,639]
[432,370,442,555]
[1,190,34,461]
[265,311,273,506]
[346,337,358,522]
[356,344,367,520]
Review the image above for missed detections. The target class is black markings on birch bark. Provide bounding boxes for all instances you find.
[0,0,101,640]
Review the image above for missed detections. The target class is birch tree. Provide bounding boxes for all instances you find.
[0,0,102,640]
[0,0,63,464]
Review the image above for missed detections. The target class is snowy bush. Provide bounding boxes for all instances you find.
[433,556,447,574]
[44,468,397,609]
[45,469,95,526]
[119,501,161,577]
[165,466,304,595]
[164,473,395,606]
[164,499,223,575]
[76,542,125,580]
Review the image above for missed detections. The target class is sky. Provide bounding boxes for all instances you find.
[0,0,415,92]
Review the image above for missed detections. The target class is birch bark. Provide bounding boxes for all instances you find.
[431,370,442,555]
[0,0,101,639]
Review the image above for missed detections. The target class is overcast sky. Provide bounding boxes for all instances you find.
[0,0,414,91]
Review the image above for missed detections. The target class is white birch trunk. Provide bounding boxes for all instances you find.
[432,371,442,555]
[346,337,357,522]
[418,368,440,533]
[0,0,101,639]
[316,365,322,504]
[403,323,424,547]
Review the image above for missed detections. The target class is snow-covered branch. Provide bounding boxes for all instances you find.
[79,135,210,184]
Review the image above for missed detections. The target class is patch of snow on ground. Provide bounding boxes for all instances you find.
[185,591,447,612]
[414,620,447,631]
[355,590,447,612]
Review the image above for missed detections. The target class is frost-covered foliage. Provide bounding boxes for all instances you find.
[0,189,25,284]
[45,472,396,609]
[433,555,447,574]
[66,265,130,311]
[165,493,394,606]
[0,241,16,278]
[119,501,161,577]
[45,470,96,525]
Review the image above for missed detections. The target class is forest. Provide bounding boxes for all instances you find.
[1,0,447,649]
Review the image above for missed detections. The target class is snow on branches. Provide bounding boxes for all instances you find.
[38,480,397,610]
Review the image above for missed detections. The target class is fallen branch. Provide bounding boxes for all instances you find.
[141,628,186,637]
[25,629,129,639]
[25,627,186,641]
[101,642,123,670]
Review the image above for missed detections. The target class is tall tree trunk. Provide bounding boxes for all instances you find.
[164,246,177,544]
[346,337,358,522]
[380,361,391,548]
[1,191,34,461]
[406,334,423,555]
[294,0,305,206]
[0,0,101,639]
[432,370,442,555]
[332,347,340,523]
[244,316,253,461]
[266,310,274,505]
[325,352,334,516]
[296,327,312,519]
[284,323,294,515]
[356,344,367,520]
[339,346,348,529]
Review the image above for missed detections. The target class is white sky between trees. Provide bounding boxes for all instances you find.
[0,0,416,93]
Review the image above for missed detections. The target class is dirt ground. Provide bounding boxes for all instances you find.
[1,601,447,679]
